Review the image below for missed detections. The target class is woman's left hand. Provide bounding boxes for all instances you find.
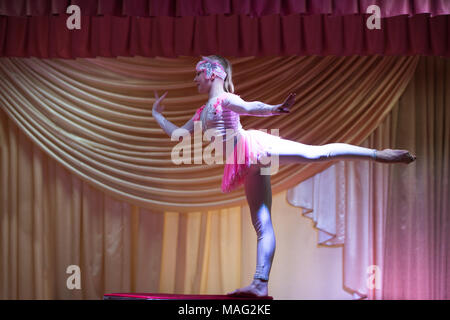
[274,93,296,114]
[153,91,168,115]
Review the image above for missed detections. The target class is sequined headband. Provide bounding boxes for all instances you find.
[195,57,227,80]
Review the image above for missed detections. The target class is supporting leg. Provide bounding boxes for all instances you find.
[227,167,274,297]
[246,170,275,283]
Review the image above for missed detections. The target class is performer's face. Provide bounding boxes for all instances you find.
[194,70,213,94]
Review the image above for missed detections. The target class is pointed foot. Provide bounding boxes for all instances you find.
[375,149,416,164]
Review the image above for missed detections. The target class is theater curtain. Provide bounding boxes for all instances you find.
[2,13,449,58]
[2,0,449,17]
[1,0,449,58]
[1,55,447,299]
[287,56,449,299]
[0,55,419,212]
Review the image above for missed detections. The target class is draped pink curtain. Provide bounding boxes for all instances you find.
[381,57,449,299]
[287,56,449,299]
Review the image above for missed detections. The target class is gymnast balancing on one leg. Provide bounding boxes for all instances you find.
[152,55,416,298]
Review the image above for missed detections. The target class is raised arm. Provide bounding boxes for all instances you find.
[152,91,194,137]
[223,93,296,117]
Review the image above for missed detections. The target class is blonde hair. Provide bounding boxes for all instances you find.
[204,55,235,93]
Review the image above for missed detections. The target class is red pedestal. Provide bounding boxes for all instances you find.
[103,293,273,300]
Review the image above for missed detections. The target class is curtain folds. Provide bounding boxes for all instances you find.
[1,0,449,17]
[0,55,419,212]
[1,14,449,58]
[287,56,449,299]
[1,55,447,299]
[287,115,393,299]
[0,123,243,299]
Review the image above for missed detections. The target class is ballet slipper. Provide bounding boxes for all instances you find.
[375,149,416,164]
[227,279,269,298]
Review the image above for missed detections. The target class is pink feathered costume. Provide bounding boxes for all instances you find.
[193,92,282,193]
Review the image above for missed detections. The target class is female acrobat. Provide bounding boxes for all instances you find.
[152,55,416,297]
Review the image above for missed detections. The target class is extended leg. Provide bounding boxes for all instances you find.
[265,139,415,165]
[227,167,274,297]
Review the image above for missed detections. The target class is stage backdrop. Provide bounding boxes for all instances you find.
[1,0,449,301]
[0,55,448,299]
[0,55,418,211]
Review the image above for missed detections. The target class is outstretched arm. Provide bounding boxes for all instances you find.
[152,91,194,137]
[223,93,296,117]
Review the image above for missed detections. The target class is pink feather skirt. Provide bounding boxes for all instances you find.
[221,129,282,193]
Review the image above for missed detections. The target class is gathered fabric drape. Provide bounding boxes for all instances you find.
[0,123,242,298]
[1,55,447,299]
[382,56,449,299]
[287,56,449,299]
[0,55,419,211]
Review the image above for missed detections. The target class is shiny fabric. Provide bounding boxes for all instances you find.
[1,56,448,299]
[287,56,450,299]
[195,93,243,141]
[193,92,281,193]
[221,129,282,193]
[193,93,242,164]
[195,58,227,80]
[0,55,419,211]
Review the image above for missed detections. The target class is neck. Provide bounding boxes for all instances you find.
[208,82,225,100]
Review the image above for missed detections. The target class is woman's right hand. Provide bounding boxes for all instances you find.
[153,91,168,115]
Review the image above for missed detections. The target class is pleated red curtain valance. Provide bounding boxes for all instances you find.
[0,0,450,59]
[1,0,449,17]
[1,13,449,58]
[0,0,449,58]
